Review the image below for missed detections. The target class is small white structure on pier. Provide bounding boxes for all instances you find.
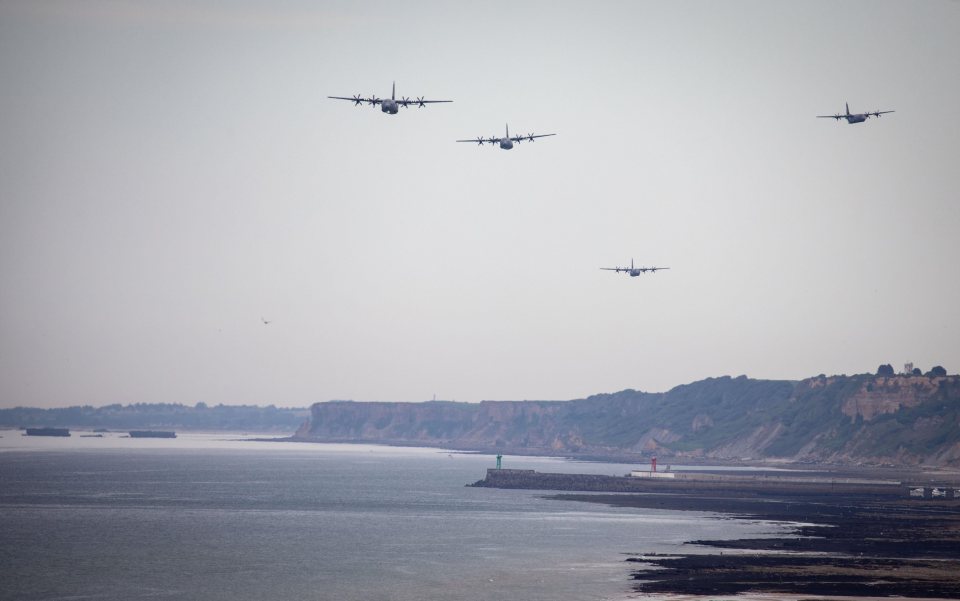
[629,457,676,478]
[629,470,676,479]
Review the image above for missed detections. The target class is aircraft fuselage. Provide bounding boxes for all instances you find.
[846,114,867,124]
[381,100,399,114]
[499,138,514,150]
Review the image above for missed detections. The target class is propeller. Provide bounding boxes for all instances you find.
[527,133,536,142]
[368,95,379,107]
[487,137,498,145]
[416,96,426,108]
[474,137,485,146]
[352,94,363,106]
[400,96,411,108]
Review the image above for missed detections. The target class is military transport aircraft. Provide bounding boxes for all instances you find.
[600,259,669,277]
[817,102,894,124]
[328,82,452,115]
[456,124,556,150]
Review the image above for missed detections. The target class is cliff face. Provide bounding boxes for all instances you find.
[299,374,960,467]
[841,376,956,420]
[300,400,477,441]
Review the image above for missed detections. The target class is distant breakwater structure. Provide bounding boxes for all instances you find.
[128,430,176,438]
[24,427,71,437]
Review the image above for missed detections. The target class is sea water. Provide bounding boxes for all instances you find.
[0,432,790,601]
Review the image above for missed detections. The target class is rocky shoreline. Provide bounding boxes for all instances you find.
[470,464,960,598]
[550,490,960,598]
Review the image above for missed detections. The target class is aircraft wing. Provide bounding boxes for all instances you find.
[457,136,489,144]
[600,267,625,272]
[328,95,381,106]
[869,110,895,117]
[645,267,670,272]
[816,114,842,120]
[456,136,501,145]
[511,133,557,142]
[398,98,453,108]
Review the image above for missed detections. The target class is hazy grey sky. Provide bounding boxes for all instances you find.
[1,0,958,408]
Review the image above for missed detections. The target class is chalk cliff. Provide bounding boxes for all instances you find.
[297,374,960,467]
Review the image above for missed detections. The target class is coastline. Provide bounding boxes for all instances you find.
[474,470,960,601]
[552,486,960,599]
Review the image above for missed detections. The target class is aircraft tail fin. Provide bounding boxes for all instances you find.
[392,81,396,100]
[845,102,850,115]
[506,123,509,138]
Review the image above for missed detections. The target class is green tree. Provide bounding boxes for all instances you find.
[876,364,895,377]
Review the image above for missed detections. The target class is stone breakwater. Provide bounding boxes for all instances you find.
[469,468,909,498]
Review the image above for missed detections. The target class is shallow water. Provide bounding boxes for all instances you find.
[0,432,790,600]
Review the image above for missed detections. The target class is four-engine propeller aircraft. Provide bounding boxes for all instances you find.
[327,84,895,291]
[601,259,669,277]
[456,124,556,150]
[817,102,894,124]
[328,82,452,115]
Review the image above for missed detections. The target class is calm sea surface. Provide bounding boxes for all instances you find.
[0,432,791,601]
